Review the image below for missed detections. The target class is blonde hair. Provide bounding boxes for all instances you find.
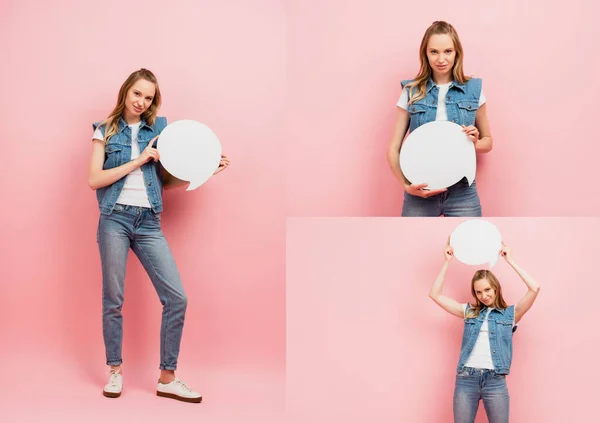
[406,21,470,105]
[98,68,162,144]
[465,270,508,319]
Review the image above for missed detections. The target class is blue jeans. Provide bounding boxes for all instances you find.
[453,367,510,423]
[401,178,482,217]
[97,204,187,370]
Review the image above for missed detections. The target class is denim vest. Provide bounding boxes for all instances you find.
[92,116,168,215]
[457,305,516,375]
[401,78,482,133]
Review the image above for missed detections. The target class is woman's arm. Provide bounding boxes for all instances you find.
[88,136,159,190]
[501,245,540,323]
[471,103,493,153]
[387,107,446,197]
[429,243,465,318]
[387,107,411,186]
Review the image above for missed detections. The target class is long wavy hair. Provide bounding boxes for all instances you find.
[406,21,470,105]
[465,270,508,319]
[98,68,162,144]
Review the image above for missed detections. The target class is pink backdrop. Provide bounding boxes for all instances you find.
[287,0,600,216]
[1,0,284,421]
[287,218,600,422]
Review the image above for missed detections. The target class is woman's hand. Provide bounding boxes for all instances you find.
[500,243,514,264]
[136,136,160,166]
[405,183,447,198]
[444,245,454,262]
[444,237,454,262]
[213,154,230,175]
[462,125,479,143]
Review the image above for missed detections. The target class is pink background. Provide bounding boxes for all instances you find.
[0,0,284,421]
[287,218,600,422]
[287,0,600,216]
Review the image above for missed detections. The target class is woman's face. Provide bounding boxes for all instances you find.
[473,278,496,307]
[124,78,156,121]
[426,33,456,79]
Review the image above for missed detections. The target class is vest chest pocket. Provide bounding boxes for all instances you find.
[463,318,478,337]
[457,100,479,127]
[495,319,514,337]
[407,103,428,129]
[104,144,124,169]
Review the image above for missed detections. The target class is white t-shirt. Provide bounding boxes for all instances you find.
[397,82,486,121]
[93,122,152,208]
[462,304,517,370]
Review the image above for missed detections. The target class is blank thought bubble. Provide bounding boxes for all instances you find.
[450,219,502,268]
[157,120,222,191]
[400,121,475,190]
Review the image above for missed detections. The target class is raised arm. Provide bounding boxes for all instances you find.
[429,242,465,318]
[501,244,540,323]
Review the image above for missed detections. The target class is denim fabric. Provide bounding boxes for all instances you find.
[97,204,187,370]
[401,178,482,217]
[401,78,482,132]
[453,367,510,423]
[457,306,516,375]
[93,116,168,215]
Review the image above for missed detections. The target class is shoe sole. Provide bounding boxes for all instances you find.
[156,391,202,403]
[103,390,121,398]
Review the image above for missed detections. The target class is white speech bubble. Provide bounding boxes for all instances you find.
[400,121,475,190]
[157,120,222,191]
[450,219,502,268]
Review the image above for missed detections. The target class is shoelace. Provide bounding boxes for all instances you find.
[108,368,121,386]
[174,379,192,393]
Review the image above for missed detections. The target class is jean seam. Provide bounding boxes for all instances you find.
[132,236,175,369]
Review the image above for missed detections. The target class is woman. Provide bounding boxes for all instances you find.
[429,241,540,422]
[387,21,493,217]
[88,68,230,402]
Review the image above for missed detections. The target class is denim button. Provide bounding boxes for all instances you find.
[148,182,152,186]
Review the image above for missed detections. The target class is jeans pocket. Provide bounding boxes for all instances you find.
[457,369,471,378]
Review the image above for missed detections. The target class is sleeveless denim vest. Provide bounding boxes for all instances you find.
[92,116,168,215]
[457,305,517,375]
[400,78,482,133]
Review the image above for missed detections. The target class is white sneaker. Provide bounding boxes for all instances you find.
[157,378,202,403]
[103,368,123,398]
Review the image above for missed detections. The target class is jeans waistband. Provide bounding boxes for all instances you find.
[113,203,156,214]
[461,367,498,375]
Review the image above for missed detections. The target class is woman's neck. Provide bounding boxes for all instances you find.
[123,111,141,125]
[432,72,452,85]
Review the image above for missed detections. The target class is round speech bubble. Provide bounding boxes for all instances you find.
[450,219,502,268]
[157,120,222,191]
[400,121,475,190]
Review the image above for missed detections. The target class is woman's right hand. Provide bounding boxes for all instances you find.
[135,136,160,166]
[405,183,447,198]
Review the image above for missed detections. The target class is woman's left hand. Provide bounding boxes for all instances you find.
[500,243,514,263]
[214,154,230,175]
[462,125,479,143]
